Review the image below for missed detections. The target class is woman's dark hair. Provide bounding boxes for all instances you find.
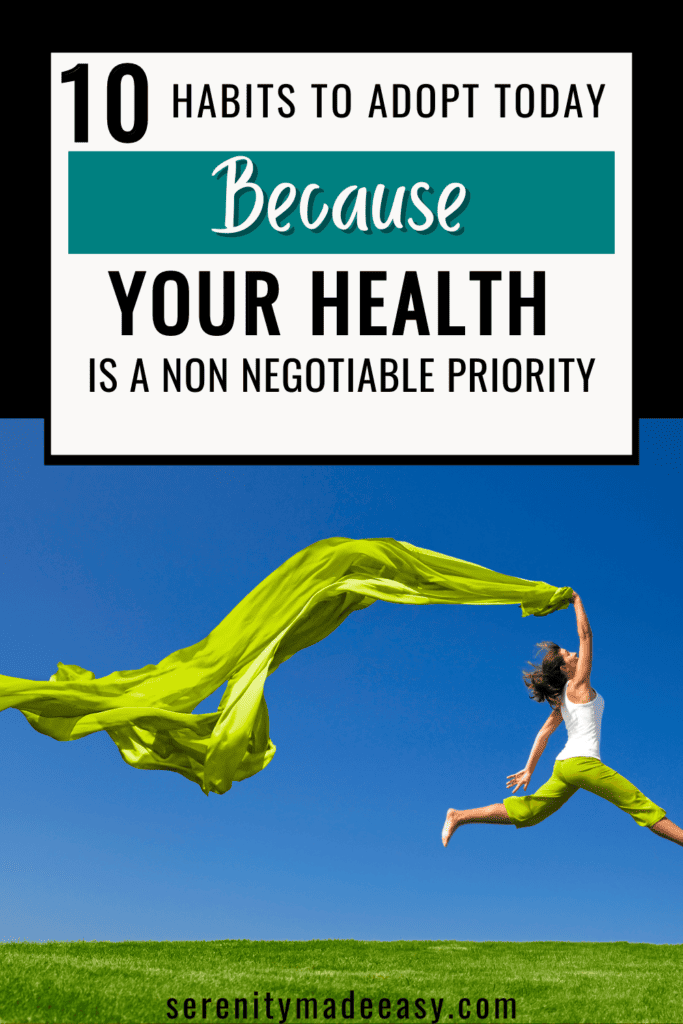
[522,641,568,707]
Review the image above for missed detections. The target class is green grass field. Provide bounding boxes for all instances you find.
[1,940,681,1024]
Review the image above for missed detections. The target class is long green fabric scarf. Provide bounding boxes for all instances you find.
[1,537,571,794]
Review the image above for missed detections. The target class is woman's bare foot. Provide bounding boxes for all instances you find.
[442,809,461,847]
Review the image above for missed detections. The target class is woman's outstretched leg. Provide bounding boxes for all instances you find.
[649,817,683,847]
[442,803,512,847]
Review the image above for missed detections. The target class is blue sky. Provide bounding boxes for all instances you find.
[1,419,681,944]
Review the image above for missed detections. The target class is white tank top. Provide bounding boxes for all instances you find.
[555,682,604,761]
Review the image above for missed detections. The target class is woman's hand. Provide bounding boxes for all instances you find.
[506,768,533,793]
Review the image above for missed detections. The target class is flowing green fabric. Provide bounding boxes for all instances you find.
[1,537,572,795]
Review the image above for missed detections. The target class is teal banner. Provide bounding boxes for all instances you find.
[68,151,614,254]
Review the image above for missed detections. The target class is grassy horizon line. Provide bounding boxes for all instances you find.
[2,939,681,1024]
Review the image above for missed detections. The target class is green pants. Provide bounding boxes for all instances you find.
[503,757,667,829]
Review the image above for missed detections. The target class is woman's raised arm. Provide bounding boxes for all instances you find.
[571,591,593,685]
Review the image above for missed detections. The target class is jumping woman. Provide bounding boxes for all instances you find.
[441,592,683,848]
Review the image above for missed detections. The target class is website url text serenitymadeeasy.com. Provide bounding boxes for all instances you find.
[166,992,516,1021]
